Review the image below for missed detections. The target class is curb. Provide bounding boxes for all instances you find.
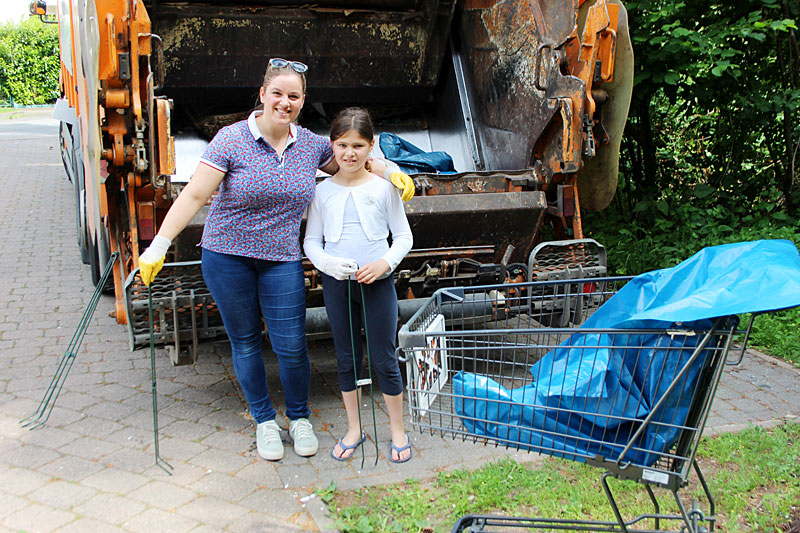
[304,494,338,533]
[744,346,800,373]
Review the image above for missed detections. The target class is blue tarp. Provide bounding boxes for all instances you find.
[454,240,800,465]
[379,132,456,174]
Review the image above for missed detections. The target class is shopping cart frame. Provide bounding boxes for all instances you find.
[397,277,746,533]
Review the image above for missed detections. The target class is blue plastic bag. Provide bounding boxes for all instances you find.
[582,239,800,328]
[454,240,800,465]
[379,132,456,174]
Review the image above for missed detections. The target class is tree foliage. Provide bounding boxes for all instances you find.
[587,0,799,273]
[0,18,60,106]
[617,0,798,215]
[582,0,800,364]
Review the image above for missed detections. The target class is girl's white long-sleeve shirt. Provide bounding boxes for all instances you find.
[304,175,413,273]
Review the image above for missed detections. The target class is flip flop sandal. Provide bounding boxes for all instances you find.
[389,433,412,464]
[330,432,366,462]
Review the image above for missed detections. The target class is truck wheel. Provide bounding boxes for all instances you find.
[88,233,114,293]
[60,122,90,265]
[76,187,90,264]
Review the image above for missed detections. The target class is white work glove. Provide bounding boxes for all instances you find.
[139,235,171,286]
[321,255,358,281]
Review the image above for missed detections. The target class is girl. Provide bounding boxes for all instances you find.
[304,107,414,463]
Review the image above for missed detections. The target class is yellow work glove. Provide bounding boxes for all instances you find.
[386,169,415,202]
[138,235,171,287]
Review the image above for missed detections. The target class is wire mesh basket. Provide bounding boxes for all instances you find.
[398,277,741,532]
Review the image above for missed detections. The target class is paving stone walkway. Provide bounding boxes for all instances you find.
[1,109,798,532]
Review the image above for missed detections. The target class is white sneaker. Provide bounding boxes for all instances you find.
[256,420,284,461]
[289,418,318,457]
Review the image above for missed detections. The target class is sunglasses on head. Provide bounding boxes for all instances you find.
[269,57,308,73]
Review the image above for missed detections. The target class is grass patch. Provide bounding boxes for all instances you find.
[319,422,800,532]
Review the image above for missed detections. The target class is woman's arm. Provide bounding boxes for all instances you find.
[320,159,339,176]
[138,162,225,285]
[369,157,415,202]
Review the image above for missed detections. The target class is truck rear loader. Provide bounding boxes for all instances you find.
[34,0,633,362]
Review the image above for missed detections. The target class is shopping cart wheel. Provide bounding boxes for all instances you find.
[451,515,484,532]
[688,498,708,533]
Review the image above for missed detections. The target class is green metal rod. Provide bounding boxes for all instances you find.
[360,282,379,467]
[148,286,173,475]
[20,252,119,429]
[347,280,380,468]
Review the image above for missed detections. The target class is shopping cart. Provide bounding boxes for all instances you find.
[397,277,745,532]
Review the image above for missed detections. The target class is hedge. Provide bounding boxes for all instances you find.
[0,18,60,106]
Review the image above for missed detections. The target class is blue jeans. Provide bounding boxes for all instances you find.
[202,249,310,423]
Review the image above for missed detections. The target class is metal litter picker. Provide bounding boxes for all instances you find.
[397,276,754,532]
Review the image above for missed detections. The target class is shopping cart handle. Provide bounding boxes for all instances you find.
[728,313,758,366]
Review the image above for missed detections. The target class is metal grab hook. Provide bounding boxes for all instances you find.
[20,252,120,430]
[346,280,380,468]
[147,285,173,475]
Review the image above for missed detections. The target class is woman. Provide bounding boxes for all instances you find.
[138,58,412,461]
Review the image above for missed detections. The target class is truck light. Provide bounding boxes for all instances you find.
[137,201,155,240]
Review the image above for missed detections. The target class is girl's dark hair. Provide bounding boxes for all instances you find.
[330,107,374,142]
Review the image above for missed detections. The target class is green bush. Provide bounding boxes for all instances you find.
[584,201,800,367]
[584,202,800,276]
[0,18,60,106]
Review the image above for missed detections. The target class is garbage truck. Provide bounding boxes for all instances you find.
[36,0,633,362]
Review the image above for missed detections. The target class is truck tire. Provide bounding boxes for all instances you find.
[60,122,90,264]
[76,185,90,265]
[89,231,114,293]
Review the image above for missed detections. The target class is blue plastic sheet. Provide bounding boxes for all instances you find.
[379,132,456,174]
[455,240,800,465]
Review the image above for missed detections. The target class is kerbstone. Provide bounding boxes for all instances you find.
[188,471,260,502]
[175,496,245,529]
[58,517,124,533]
[81,467,150,494]
[37,455,105,482]
[26,479,97,508]
[237,488,311,521]
[161,420,218,441]
[122,507,199,533]
[0,443,62,469]
[187,447,253,474]
[0,492,28,519]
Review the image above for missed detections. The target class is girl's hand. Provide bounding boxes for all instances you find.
[356,259,390,284]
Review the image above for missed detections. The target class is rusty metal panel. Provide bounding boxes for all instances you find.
[577,0,633,211]
[150,1,454,102]
[457,1,580,172]
[405,190,547,265]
